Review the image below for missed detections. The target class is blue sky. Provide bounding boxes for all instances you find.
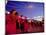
[6,1,44,18]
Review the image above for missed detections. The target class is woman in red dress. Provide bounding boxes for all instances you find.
[6,9,18,34]
[24,20,29,33]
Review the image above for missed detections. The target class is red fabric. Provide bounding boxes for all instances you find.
[17,16,23,24]
[16,29,21,33]
[6,14,16,34]
[6,23,16,34]
[24,22,29,32]
[28,23,33,32]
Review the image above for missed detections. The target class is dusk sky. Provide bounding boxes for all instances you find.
[6,1,44,18]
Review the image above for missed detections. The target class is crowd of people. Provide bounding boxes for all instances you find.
[6,9,44,34]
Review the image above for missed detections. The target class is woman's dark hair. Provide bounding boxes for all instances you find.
[10,9,16,14]
[10,9,18,15]
[15,12,18,15]
[21,15,23,17]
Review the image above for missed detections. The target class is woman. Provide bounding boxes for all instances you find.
[6,9,18,34]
